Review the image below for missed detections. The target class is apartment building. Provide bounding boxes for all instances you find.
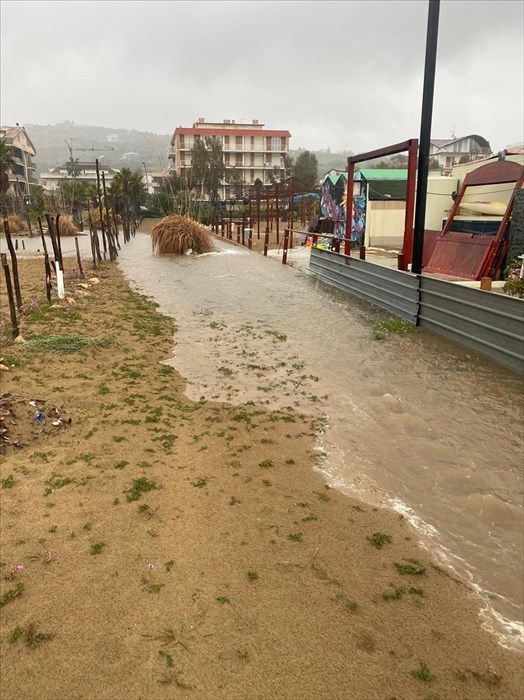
[40,161,120,191]
[0,124,37,195]
[169,118,291,199]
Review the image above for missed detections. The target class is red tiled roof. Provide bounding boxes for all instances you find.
[173,127,291,139]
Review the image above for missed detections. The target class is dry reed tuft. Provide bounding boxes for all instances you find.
[57,215,79,237]
[151,215,214,255]
[1,214,26,233]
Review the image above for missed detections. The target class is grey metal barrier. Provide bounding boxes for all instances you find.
[309,247,419,323]
[419,275,524,374]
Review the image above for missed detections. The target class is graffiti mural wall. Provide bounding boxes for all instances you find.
[320,172,366,245]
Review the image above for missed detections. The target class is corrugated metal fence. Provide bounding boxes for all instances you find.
[309,247,419,323]
[309,246,524,374]
[418,276,524,374]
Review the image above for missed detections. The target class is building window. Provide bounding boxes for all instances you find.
[266,137,272,151]
[271,137,282,151]
[180,135,185,148]
[235,154,242,167]
[266,154,272,166]
[225,153,230,166]
[250,136,255,149]
[250,153,255,166]
[224,135,230,150]
[236,136,243,150]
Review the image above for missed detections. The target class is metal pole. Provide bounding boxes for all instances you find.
[412,0,440,275]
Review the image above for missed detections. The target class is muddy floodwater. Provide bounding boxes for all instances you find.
[117,233,524,650]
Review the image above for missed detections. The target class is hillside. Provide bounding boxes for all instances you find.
[22,121,353,179]
[25,121,172,176]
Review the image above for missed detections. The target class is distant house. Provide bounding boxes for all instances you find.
[0,124,37,195]
[40,161,120,191]
[429,134,491,171]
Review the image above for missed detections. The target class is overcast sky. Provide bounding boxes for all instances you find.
[1,0,523,153]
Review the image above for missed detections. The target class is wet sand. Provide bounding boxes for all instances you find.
[0,241,523,700]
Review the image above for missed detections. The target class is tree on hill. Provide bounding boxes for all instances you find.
[293,151,318,191]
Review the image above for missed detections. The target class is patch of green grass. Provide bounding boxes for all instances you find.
[373,317,415,341]
[394,558,426,576]
[367,532,393,549]
[229,496,240,505]
[165,560,175,572]
[264,329,287,342]
[259,459,274,468]
[90,542,106,555]
[48,525,57,533]
[44,474,74,496]
[24,624,54,649]
[410,662,435,682]
[159,650,174,668]
[78,452,95,463]
[285,458,296,465]
[113,498,120,505]
[216,596,230,604]
[23,334,114,355]
[143,581,164,594]
[382,584,407,601]
[9,626,23,643]
[138,503,150,512]
[98,384,110,395]
[247,570,259,581]
[114,460,128,470]
[83,522,92,531]
[262,479,271,487]
[288,532,303,542]
[1,474,15,489]
[125,477,160,502]
[0,583,24,608]
[218,366,233,376]
[159,365,174,376]
[112,435,126,443]
[302,513,318,522]
[192,478,207,489]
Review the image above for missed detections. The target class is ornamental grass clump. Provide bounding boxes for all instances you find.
[1,214,26,233]
[151,215,214,256]
[57,215,79,237]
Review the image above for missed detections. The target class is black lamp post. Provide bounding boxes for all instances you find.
[229,197,236,237]
[242,196,249,243]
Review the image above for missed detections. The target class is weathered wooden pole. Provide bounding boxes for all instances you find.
[38,217,53,301]
[275,183,280,245]
[1,253,19,337]
[74,237,85,278]
[95,159,108,258]
[3,219,23,311]
[44,213,60,265]
[54,214,64,270]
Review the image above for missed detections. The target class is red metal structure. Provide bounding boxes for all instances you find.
[424,160,524,280]
[345,139,418,268]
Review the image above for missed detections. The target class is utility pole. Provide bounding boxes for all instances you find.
[411,0,440,275]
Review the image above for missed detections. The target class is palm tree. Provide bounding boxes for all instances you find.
[111,168,145,240]
[66,156,82,179]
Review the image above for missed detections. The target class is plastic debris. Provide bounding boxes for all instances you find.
[34,411,44,423]
[52,419,63,427]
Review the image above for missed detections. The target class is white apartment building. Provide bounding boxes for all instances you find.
[169,118,291,199]
[40,162,120,191]
[0,124,38,196]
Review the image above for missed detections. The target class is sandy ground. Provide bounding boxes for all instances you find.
[0,243,523,700]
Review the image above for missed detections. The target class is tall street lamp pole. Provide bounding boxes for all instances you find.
[411,0,440,275]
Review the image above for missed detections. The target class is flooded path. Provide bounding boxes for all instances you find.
[118,232,524,650]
